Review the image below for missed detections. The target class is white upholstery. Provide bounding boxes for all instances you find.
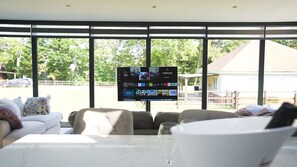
[0,120,11,148]
[0,112,62,148]
[43,123,61,134]
[3,121,46,146]
[21,112,62,129]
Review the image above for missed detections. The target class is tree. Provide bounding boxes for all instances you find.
[208,40,248,63]
[94,39,146,82]
[151,39,203,74]
[0,37,31,79]
[18,38,32,78]
[37,38,89,81]
[273,40,297,50]
[2,36,296,84]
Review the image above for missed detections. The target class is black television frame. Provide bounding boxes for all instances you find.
[117,66,178,101]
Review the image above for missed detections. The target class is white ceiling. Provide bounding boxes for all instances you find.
[1,0,297,22]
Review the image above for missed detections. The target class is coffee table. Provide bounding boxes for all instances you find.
[0,135,296,167]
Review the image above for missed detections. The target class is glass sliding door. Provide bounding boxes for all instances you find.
[264,39,297,107]
[151,39,203,115]
[37,38,89,121]
[94,39,146,110]
[0,37,32,100]
[207,40,258,111]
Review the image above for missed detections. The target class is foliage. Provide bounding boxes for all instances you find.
[37,38,89,81]
[273,40,297,50]
[1,37,296,83]
[0,37,31,79]
[94,39,146,82]
[151,39,203,74]
[208,40,248,63]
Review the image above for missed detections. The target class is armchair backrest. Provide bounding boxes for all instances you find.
[73,108,133,135]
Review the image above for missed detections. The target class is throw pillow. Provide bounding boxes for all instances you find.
[256,108,273,116]
[0,104,23,129]
[23,97,50,116]
[234,108,253,116]
[0,98,22,119]
[244,104,266,115]
[12,97,24,113]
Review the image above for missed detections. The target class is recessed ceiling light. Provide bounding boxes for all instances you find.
[152,5,157,8]
[66,4,71,8]
[232,5,238,9]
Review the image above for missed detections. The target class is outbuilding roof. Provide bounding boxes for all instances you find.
[208,40,297,74]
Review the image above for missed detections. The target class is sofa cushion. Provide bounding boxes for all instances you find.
[43,123,61,134]
[178,109,239,123]
[73,108,133,135]
[12,97,24,113]
[208,110,239,119]
[234,108,253,116]
[153,112,179,129]
[68,111,78,127]
[21,112,62,129]
[134,129,158,135]
[132,111,154,129]
[234,105,277,116]
[3,121,46,147]
[23,96,51,116]
[0,98,22,119]
[0,105,23,129]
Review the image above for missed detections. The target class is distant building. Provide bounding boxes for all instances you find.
[207,40,297,93]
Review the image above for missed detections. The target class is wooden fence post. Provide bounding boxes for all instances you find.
[233,91,239,109]
[263,91,267,105]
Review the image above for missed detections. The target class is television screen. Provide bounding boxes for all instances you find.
[117,66,178,101]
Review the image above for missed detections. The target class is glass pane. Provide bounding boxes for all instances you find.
[207,40,258,111]
[0,37,32,100]
[151,39,203,116]
[264,40,297,107]
[38,38,89,122]
[94,39,146,110]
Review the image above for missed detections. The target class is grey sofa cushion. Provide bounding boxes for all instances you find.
[21,112,62,129]
[153,112,179,129]
[134,129,158,135]
[178,109,239,123]
[132,111,154,129]
[3,121,46,146]
[68,111,78,127]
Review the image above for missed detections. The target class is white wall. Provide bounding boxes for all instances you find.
[217,74,258,91]
[264,74,297,91]
[214,74,297,92]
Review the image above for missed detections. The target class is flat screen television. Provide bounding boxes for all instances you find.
[117,66,178,101]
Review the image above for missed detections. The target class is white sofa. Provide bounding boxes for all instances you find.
[0,112,62,148]
[0,96,62,148]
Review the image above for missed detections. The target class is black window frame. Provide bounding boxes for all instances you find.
[1,20,297,110]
